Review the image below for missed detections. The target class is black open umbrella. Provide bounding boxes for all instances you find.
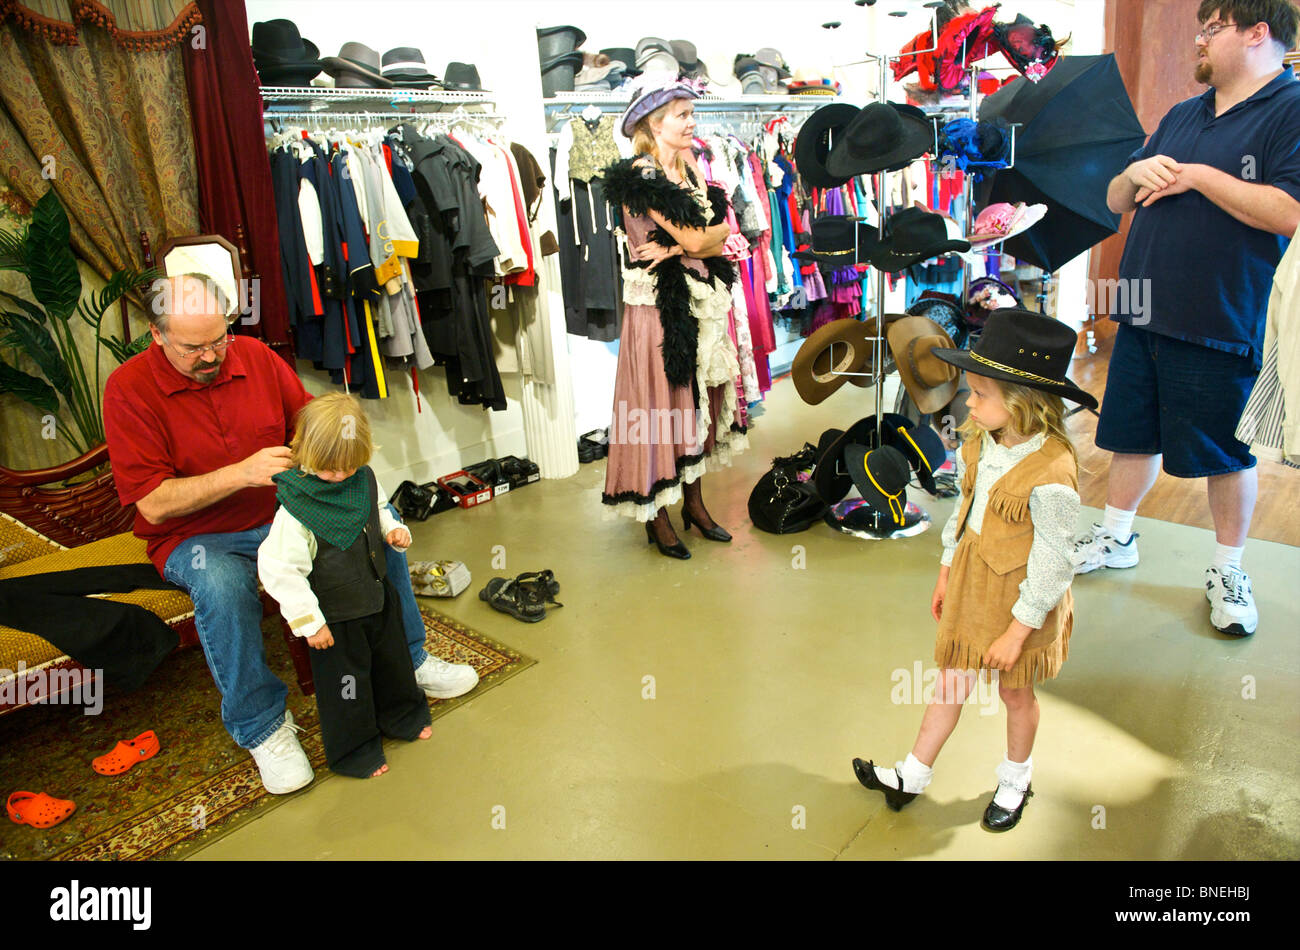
[976,54,1146,273]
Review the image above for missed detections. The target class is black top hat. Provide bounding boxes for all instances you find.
[843,444,911,526]
[868,207,970,274]
[381,48,442,87]
[794,103,860,189]
[932,308,1097,409]
[444,62,485,91]
[538,25,587,61]
[601,48,641,77]
[826,101,933,178]
[792,215,881,265]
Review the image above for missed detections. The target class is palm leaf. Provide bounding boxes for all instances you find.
[0,288,47,324]
[0,356,59,413]
[0,310,72,396]
[77,267,158,330]
[26,190,82,321]
[0,226,29,273]
[102,329,152,364]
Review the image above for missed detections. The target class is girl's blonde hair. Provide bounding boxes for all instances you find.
[957,377,1079,471]
[290,392,373,473]
[631,100,689,182]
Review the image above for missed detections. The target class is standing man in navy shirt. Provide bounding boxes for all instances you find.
[1074,0,1300,637]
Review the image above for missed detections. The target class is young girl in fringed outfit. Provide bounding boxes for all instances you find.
[258,393,431,779]
[854,309,1098,831]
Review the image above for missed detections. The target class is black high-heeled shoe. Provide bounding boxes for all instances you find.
[645,520,691,559]
[681,508,732,542]
[852,758,919,812]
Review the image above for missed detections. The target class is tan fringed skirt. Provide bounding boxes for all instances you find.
[934,529,1073,689]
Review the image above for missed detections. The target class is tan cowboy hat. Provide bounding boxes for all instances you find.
[792,317,895,405]
[886,314,961,415]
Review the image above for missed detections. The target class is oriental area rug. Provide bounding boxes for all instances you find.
[0,607,534,861]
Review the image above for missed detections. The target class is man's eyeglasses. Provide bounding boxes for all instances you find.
[161,332,234,359]
[1196,21,1236,42]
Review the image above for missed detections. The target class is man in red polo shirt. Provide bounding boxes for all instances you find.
[104,274,477,794]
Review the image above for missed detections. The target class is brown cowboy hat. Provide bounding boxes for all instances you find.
[886,314,961,415]
[791,318,884,405]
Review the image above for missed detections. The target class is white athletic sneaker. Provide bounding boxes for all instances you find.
[1070,524,1141,575]
[414,656,479,699]
[1205,566,1258,637]
[249,710,314,794]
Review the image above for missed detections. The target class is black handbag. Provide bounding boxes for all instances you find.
[389,480,435,521]
[748,446,828,534]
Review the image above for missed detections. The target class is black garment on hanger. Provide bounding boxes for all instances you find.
[551,147,622,343]
[0,565,181,692]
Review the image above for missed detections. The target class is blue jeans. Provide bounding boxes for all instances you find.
[163,504,430,749]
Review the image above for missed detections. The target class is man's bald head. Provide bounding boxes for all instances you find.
[145,273,232,334]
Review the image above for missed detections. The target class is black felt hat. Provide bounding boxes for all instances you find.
[794,103,860,189]
[843,444,912,527]
[601,47,641,77]
[381,48,442,88]
[880,416,948,494]
[251,19,322,85]
[868,207,970,274]
[814,415,884,505]
[931,308,1097,409]
[825,101,933,178]
[791,215,881,265]
[444,62,486,91]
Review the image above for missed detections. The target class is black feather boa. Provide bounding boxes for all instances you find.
[601,158,737,388]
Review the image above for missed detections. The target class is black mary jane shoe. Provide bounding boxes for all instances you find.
[645,521,691,559]
[981,783,1033,832]
[852,758,919,812]
[681,508,732,542]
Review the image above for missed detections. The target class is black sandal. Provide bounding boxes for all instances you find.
[479,577,547,623]
[514,570,561,605]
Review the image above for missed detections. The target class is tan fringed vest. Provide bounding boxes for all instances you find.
[935,435,1079,687]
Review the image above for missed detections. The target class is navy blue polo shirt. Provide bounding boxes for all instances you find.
[1117,68,1300,367]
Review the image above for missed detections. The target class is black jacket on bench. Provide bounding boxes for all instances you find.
[0,565,181,692]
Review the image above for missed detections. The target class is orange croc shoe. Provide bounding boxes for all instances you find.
[7,791,76,828]
[92,730,160,775]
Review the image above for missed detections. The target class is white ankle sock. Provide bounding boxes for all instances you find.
[993,756,1032,810]
[1213,543,1244,572]
[875,753,933,794]
[1101,506,1136,544]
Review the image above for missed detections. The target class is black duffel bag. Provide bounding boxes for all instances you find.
[748,445,828,534]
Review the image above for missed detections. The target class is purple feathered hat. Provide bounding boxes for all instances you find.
[620,75,705,139]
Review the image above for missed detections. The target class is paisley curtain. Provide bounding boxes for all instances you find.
[0,0,201,278]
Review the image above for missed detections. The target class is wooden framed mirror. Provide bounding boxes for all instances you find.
[156,234,242,319]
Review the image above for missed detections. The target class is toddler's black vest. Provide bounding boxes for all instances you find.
[308,467,387,624]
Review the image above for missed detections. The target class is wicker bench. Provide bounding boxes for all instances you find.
[0,446,314,715]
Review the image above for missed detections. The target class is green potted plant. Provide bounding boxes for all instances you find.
[0,188,156,458]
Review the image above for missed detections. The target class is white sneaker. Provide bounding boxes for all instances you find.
[1205,566,1258,637]
[1071,524,1140,575]
[414,656,479,699]
[249,710,314,794]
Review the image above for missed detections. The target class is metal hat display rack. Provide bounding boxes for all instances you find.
[820,6,1022,540]
[261,85,505,136]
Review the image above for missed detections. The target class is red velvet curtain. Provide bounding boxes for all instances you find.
[180,0,292,359]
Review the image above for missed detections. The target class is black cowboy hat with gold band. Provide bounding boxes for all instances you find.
[843,444,912,527]
[931,308,1098,409]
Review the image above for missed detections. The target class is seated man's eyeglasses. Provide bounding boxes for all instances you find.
[161,331,235,359]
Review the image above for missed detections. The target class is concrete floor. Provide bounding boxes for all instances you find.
[191,377,1300,860]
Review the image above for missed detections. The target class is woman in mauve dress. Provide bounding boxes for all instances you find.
[599,79,749,559]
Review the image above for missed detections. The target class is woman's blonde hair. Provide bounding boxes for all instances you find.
[290,392,373,474]
[957,377,1078,471]
[631,100,689,182]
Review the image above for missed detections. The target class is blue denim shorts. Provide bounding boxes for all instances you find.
[1094,324,1258,478]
